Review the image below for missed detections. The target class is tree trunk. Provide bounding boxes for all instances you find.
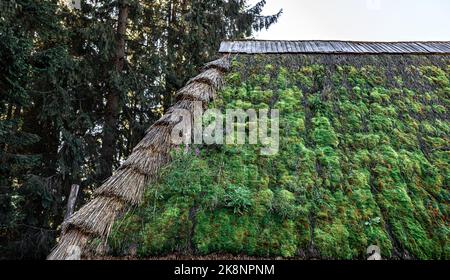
[62,184,79,232]
[163,0,178,112]
[99,0,129,181]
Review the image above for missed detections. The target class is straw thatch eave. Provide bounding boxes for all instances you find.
[47,55,230,260]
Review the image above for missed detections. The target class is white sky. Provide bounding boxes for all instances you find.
[249,0,450,41]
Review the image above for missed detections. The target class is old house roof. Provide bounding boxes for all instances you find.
[49,40,450,260]
[219,40,450,54]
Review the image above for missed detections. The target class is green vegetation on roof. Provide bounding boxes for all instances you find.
[109,54,449,259]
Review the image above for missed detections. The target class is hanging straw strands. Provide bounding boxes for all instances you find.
[120,149,170,176]
[203,57,232,72]
[64,196,125,237]
[176,82,216,103]
[133,125,174,152]
[95,169,150,204]
[188,68,225,89]
[47,55,230,260]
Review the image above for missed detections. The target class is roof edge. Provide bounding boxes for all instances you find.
[219,40,450,54]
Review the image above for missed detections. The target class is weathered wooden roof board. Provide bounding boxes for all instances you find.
[219,40,450,54]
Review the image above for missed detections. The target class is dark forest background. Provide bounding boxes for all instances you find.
[0,0,281,259]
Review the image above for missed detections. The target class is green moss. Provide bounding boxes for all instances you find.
[109,54,450,259]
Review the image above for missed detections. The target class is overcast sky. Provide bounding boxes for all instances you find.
[249,0,450,41]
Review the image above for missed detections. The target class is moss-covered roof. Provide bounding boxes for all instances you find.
[109,53,449,260]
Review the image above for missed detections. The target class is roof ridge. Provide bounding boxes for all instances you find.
[221,39,450,44]
[219,40,450,54]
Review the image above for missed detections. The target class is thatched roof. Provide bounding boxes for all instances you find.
[47,56,231,260]
[219,40,450,54]
[104,48,449,260]
[49,40,450,260]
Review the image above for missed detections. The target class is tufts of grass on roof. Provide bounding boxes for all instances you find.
[109,54,449,260]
